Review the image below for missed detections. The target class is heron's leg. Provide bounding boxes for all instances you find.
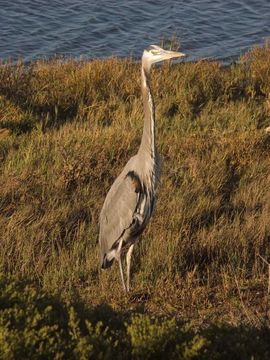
[126,244,134,292]
[116,237,127,292]
[119,255,127,292]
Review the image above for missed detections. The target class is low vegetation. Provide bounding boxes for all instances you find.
[1,43,270,358]
[1,275,270,359]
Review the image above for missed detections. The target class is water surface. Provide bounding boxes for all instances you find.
[0,0,269,62]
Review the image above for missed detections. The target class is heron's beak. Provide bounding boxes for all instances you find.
[163,50,187,60]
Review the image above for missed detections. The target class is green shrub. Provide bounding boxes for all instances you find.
[0,275,120,359]
[127,314,206,359]
[1,276,270,359]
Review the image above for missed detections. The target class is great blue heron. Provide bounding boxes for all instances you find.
[99,45,186,292]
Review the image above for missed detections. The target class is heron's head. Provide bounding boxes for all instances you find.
[142,45,186,71]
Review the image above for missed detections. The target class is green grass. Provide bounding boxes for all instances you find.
[1,43,270,357]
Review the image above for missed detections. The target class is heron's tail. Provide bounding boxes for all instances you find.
[101,254,114,269]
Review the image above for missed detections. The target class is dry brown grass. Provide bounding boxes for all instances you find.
[1,44,270,331]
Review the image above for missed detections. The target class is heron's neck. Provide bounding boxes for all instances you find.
[138,65,156,159]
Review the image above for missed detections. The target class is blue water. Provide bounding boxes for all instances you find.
[0,0,269,63]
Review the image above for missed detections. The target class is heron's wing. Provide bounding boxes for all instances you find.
[99,170,143,256]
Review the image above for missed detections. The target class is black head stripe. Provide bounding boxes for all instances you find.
[146,45,160,52]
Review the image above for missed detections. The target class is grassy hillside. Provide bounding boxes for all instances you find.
[1,44,270,358]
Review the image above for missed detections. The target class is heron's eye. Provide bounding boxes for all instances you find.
[150,50,160,55]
